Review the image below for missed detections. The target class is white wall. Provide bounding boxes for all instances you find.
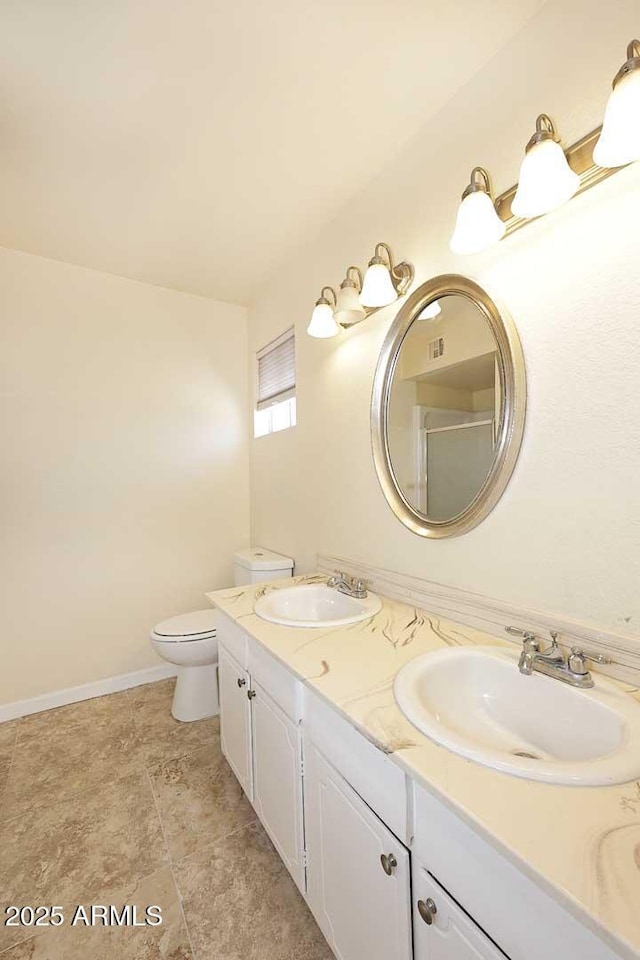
[248,0,640,639]
[1,248,250,704]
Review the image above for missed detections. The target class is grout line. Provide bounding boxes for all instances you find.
[170,868,199,960]
[144,764,199,960]
[3,718,22,784]
[143,764,175,868]
[0,935,37,958]
[121,685,138,718]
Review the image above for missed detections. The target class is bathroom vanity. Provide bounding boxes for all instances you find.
[207,578,640,960]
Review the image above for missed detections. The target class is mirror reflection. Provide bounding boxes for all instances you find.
[387,294,500,522]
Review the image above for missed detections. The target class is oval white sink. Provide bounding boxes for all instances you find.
[254,584,382,628]
[394,645,640,785]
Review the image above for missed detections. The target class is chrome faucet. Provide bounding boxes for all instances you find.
[506,627,611,689]
[327,571,370,599]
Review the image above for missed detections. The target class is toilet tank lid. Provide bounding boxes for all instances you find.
[234,547,294,571]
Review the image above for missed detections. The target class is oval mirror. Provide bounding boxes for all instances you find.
[371,275,526,538]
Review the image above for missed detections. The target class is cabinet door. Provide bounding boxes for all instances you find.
[413,868,506,960]
[305,740,412,960]
[218,645,253,801]
[251,679,306,894]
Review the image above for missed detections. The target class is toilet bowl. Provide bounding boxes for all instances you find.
[150,610,219,722]
[151,547,294,722]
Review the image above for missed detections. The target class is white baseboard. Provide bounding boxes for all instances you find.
[0,663,179,724]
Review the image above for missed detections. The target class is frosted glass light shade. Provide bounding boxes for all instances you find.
[512,139,580,218]
[307,302,339,338]
[334,283,366,325]
[360,262,397,308]
[594,69,640,167]
[450,190,506,254]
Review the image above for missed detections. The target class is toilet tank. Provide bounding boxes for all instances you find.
[233,547,294,586]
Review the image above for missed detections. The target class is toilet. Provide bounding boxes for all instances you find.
[150,547,294,722]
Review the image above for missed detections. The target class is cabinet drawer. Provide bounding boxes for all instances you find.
[413,784,620,960]
[248,640,302,722]
[304,688,409,844]
[216,610,248,666]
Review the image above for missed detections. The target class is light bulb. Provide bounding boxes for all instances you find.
[334,279,366,326]
[360,261,397,308]
[307,296,339,338]
[418,300,442,320]
[450,168,505,254]
[512,116,579,218]
[594,41,640,168]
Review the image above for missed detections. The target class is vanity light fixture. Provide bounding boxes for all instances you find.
[511,114,580,218]
[307,287,340,339]
[334,267,367,326]
[454,39,640,250]
[306,243,414,339]
[594,39,640,167]
[360,243,414,308]
[449,167,506,254]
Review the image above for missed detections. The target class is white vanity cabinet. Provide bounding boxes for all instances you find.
[304,739,413,960]
[413,868,505,960]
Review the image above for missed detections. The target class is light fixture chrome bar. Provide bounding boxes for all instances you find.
[495,124,623,235]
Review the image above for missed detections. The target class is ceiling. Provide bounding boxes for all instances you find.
[421,353,496,392]
[0,0,545,304]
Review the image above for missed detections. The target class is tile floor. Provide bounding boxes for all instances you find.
[0,679,333,959]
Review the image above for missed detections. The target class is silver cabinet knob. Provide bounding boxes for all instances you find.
[237,678,247,688]
[417,898,437,925]
[247,689,257,700]
[380,853,398,876]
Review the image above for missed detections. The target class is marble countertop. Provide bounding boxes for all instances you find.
[207,575,640,960]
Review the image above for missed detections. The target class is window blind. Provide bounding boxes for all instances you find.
[256,328,295,410]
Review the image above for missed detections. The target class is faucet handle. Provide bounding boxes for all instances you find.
[568,647,612,676]
[505,626,540,651]
[328,570,348,583]
[353,578,371,597]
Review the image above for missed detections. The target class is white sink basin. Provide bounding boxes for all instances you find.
[254,584,382,629]
[394,645,640,785]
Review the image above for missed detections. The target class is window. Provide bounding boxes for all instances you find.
[254,328,296,437]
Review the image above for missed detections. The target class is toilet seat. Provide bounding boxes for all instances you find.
[152,609,218,642]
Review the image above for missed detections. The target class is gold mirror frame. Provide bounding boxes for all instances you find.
[371,275,526,538]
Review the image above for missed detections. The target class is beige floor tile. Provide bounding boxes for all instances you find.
[128,680,220,767]
[0,867,191,960]
[1,693,142,821]
[149,743,256,861]
[0,770,169,953]
[173,820,333,960]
